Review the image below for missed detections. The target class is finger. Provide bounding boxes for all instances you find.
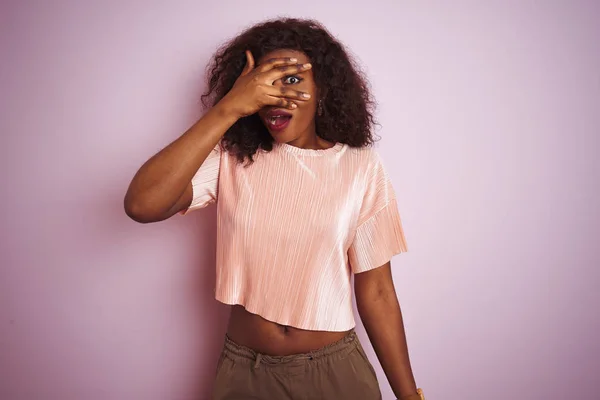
[241,50,255,76]
[257,57,299,73]
[265,86,311,101]
[263,63,312,83]
[264,96,297,110]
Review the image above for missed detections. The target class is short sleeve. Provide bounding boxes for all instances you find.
[348,151,408,274]
[180,142,221,215]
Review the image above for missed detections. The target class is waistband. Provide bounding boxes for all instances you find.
[223,330,358,367]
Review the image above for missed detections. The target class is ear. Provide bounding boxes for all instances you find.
[316,86,328,103]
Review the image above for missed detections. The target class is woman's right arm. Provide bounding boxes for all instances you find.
[123,103,237,223]
[123,52,312,223]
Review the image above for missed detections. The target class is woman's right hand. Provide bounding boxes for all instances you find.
[219,50,312,118]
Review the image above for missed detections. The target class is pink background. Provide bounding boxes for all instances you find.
[1,1,599,399]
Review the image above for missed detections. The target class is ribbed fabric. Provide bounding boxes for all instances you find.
[182,141,408,331]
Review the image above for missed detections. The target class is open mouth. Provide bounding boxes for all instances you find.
[263,109,292,131]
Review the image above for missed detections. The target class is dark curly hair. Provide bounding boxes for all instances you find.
[202,18,378,165]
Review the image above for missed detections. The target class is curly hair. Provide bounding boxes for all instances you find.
[202,18,378,165]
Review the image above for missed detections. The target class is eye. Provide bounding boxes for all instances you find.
[283,75,303,85]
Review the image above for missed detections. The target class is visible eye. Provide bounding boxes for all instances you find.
[283,75,303,85]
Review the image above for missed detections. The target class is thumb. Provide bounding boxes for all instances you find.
[241,50,255,76]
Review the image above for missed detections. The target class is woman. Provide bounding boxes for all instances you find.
[124,18,424,400]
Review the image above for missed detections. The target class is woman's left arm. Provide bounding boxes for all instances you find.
[354,261,420,400]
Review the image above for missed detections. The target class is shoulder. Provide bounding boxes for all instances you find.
[343,145,384,170]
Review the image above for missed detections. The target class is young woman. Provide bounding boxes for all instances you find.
[124,18,424,400]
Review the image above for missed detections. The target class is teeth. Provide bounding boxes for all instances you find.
[269,116,286,125]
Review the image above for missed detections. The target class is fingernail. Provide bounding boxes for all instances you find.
[303,63,312,68]
[291,103,297,108]
[289,58,297,62]
[302,93,311,99]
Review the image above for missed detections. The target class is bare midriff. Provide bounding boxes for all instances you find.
[226,305,351,356]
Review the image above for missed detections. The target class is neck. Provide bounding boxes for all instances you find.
[285,125,334,150]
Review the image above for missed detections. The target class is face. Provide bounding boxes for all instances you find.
[256,49,319,143]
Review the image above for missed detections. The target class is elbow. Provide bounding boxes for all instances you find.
[123,195,163,224]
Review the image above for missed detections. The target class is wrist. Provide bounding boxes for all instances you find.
[213,96,242,122]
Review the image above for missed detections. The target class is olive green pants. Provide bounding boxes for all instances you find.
[212,330,382,399]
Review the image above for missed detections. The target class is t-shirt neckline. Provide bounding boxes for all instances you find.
[275,141,345,156]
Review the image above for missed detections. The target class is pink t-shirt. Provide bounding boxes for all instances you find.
[182,140,408,331]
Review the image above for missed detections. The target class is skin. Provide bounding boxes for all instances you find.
[124,48,418,399]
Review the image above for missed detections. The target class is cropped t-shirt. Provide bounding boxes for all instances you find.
[182,140,408,331]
